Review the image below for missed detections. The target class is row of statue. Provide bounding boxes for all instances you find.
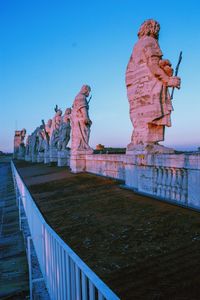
[14,85,93,162]
[14,19,181,161]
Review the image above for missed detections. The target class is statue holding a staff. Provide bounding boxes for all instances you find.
[126,19,181,152]
[71,85,93,153]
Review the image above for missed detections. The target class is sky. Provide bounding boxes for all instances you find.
[0,0,200,152]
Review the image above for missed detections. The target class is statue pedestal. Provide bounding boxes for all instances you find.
[13,153,18,159]
[25,154,31,161]
[17,154,25,160]
[32,154,37,163]
[126,143,175,155]
[57,149,70,167]
[70,149,93,173]
[50,148,58,163]
[17,145,26,160]
[44,150,50,164]
[37,152,44,163]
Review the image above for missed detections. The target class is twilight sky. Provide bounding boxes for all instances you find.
[0,0,200,152]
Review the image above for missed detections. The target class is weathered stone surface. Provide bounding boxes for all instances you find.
[44,151,50,164]
[37,151,44,163]
[57,149,70,167]
[42,119,52,164]
[71,85,93,154]
[25,135,31,161]
[126,19,181,152]
[72,151,200,210]
[50,107,62,149]
[13,129,26,159]
[49,148,58,163]
[70,85,93,173]
[44,119,52,151]
[58,108,71,151]
[30,127,41,162]
[86,154,125,180]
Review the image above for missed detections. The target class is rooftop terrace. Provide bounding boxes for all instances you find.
[14,160,200,299]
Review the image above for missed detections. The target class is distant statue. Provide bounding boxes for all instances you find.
[25,135,31,156]
[71,85,92,152]
[126,19,181,151]
[37,125,45,152]
[15,128,26,158]
[30,127,40,156]
[58,108,71,151]
[14,128,26,158]
[50,108,62,148]
[42,119,52,151]
[20,128,26,143]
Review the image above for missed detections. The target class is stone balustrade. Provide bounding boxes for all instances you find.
[152,167,188,203]
[81,152,200,211]
[18,149,200,211]
[86,154,125,180]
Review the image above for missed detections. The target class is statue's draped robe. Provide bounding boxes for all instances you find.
[71,93,90,151]
[58,115,71,150]
[50,114,62,147]
[126,36,173,144]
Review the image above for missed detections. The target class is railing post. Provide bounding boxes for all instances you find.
[18,195,22,231]
[11,159,120,300]
[27,236,33,300]
[42,224,46,281]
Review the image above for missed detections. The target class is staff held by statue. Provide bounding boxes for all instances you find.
[171,51,182,100]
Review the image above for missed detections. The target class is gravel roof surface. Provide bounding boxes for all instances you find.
[15,160,200,300]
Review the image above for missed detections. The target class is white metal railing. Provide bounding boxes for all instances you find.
[11,161,120,300]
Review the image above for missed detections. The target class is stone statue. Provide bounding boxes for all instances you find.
[25,135,31,156]
[58,108,71,151]
[126,19,181,152]
[30,127,40,157]
[71,85,92,153]
[37,125,45,152]
[50,108,62,148]
[43,119,52,151]
[14,128,26,159]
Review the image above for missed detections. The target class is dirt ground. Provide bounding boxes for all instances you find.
[15,160,200,300]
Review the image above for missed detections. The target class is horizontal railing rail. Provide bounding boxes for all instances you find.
[11,160,120,300]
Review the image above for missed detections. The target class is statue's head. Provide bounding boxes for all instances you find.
[65,108,71,115]
[47,119,52,127]
[138,19,160,39]
[56,109,62,116]
[80,85,91,96]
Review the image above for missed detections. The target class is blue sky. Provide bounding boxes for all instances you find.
[0,0,200,152]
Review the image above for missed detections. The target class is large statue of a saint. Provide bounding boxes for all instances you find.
[126,19,181,152]
[71,85,92,153]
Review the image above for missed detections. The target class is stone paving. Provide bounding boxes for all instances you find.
[0,160,29,299]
